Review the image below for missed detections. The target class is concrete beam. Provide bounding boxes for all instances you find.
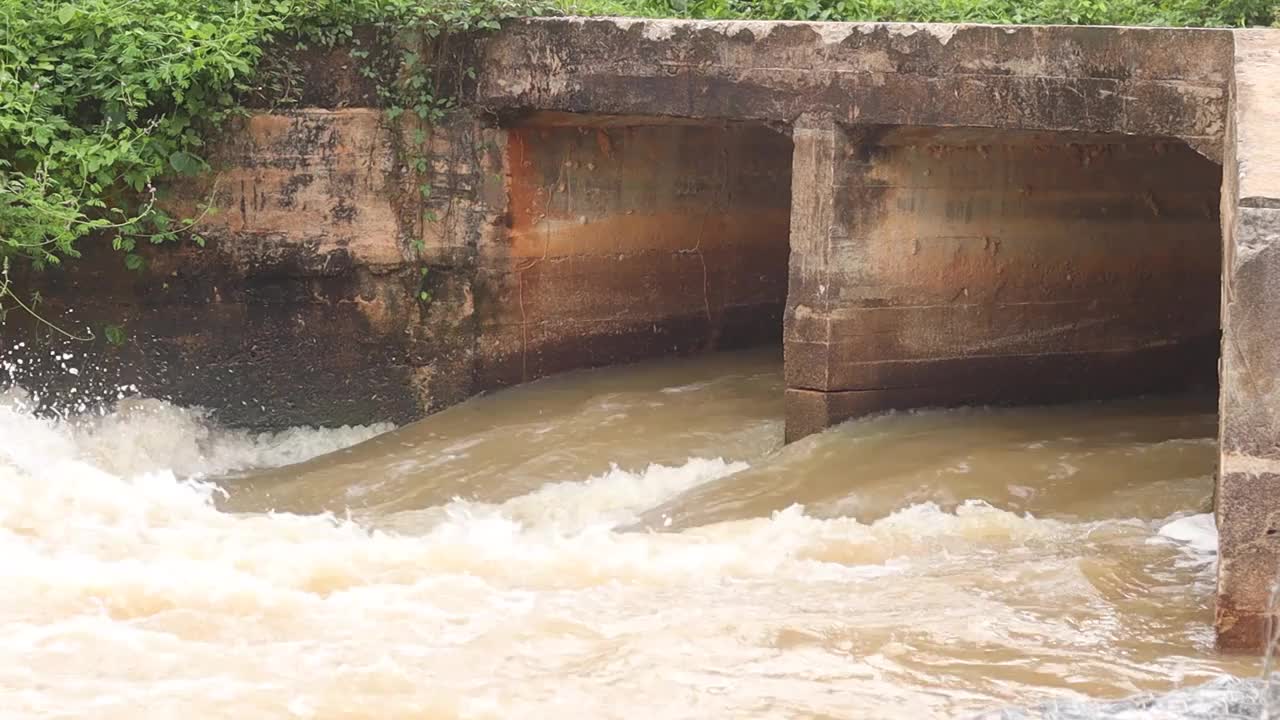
[477,19,1232,156]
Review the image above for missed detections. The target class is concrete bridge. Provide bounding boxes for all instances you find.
[4,18,1279,650]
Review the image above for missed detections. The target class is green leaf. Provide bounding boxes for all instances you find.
[168,151,202,175]
[104,324,126,346]
[56,6,76,24]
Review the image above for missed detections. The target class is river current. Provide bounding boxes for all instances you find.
[0,348,1266,718]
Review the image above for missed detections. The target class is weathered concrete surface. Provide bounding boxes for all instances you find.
[783,117,1222,440]
[477,19,1232,159]
[475,114,792,386]
[1215,29,1280,653]
[3,18,1242,431]
[4,109,491,428]
[3,107,792,426]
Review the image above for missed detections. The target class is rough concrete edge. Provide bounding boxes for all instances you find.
[487,16,1233,159]
[1232,29,1280,206]
[1214,23,1241,654]
[1215,28,1280,654]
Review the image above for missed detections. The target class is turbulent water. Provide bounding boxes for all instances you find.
[0,348,1266,718]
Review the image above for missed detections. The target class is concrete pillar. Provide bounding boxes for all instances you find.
[783,113,840,442]
[1216,29,1280,652]
[782,119,1222,443]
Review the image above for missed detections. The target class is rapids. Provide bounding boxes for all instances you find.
[0,349,1265,718]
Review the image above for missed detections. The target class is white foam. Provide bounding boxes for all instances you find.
[481,457,748,531]
[0,390,392,480]
[371,456,748,535]
[1156,513,1218,555]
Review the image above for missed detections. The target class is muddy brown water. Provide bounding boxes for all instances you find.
[0,348,1260,718]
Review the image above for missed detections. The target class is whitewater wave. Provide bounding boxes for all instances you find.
[1156,514,1218,555]
[1,386,392,479]
[0,382,1237,719]
[0,386,1082,595]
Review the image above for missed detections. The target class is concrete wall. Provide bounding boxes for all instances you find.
[1,108,793,427]
[2,109,481,428]
[475,114,792,386]
[784,122,1222,440]
[5,18,1237,430]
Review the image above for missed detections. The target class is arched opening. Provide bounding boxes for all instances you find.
[475,112,795,387]
[785,122,1222,441]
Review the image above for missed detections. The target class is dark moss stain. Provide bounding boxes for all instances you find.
[279,173,315,208]
[330,198,358,222]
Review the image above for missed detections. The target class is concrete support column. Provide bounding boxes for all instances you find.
[784,115,916,441]
[1216,29,1280,652]
[783,113,840,442]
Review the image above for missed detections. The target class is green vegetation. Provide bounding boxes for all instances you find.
[563,0,1273,26]
[0,0,1273,295]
